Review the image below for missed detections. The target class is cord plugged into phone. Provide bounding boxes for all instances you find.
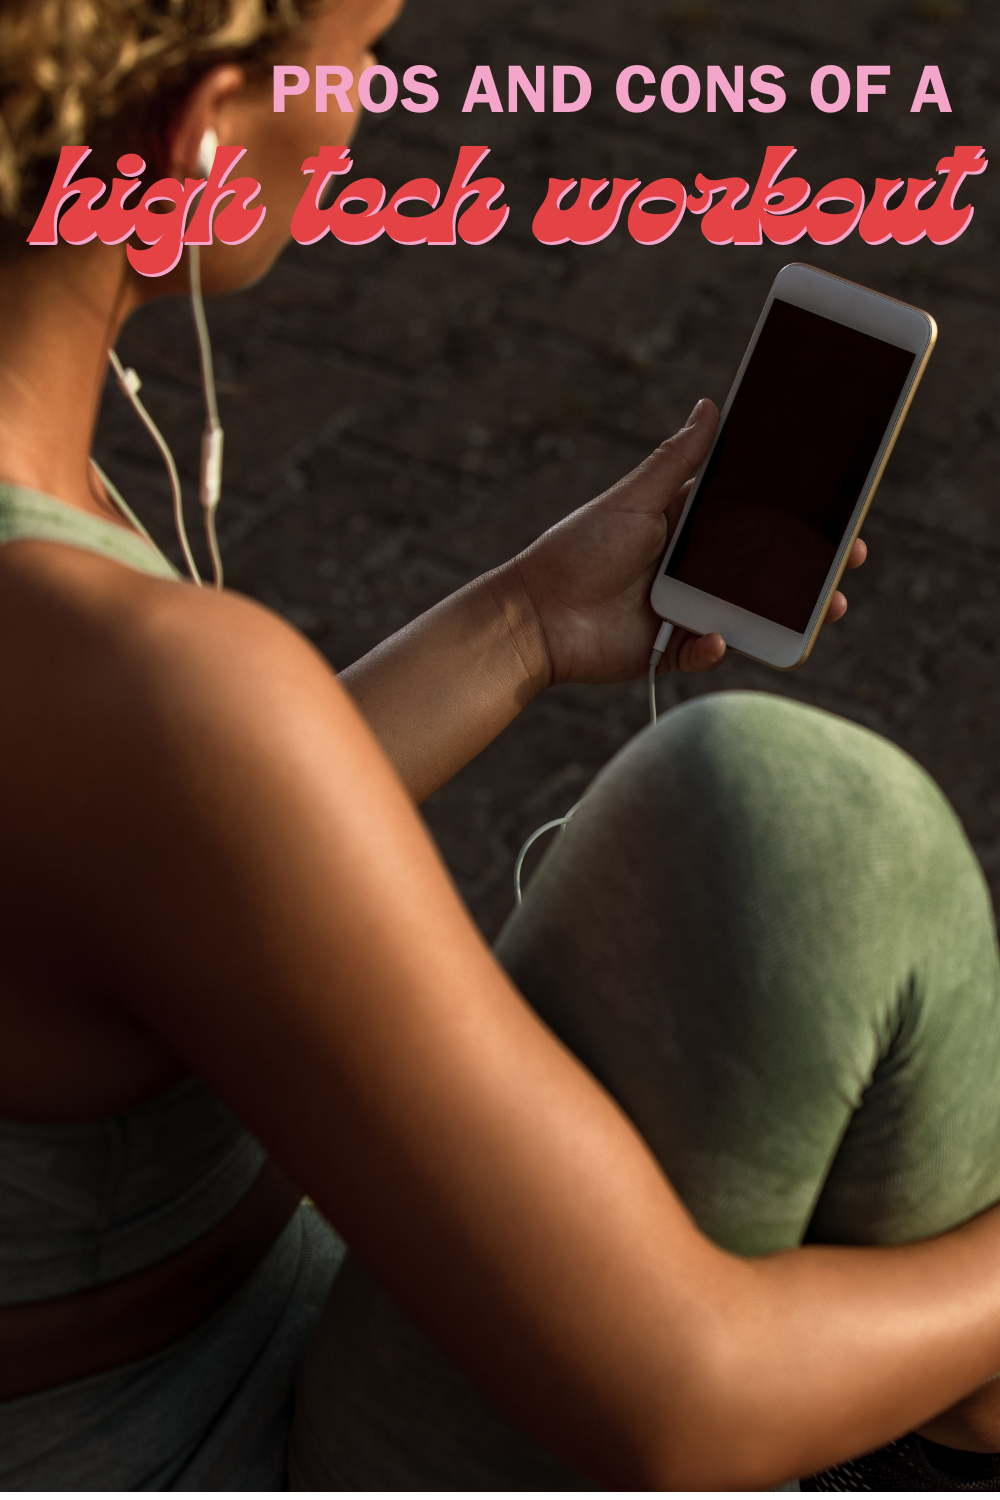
[648,620,674,726]
[515,264,936,904]
[514,620,675,906]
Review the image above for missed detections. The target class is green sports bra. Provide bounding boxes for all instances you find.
[0,477,180,582]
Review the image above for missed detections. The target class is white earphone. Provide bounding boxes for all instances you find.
[101,128,225,588]
[195,127,218,180]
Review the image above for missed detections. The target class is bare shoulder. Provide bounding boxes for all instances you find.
[0,539,367,800]
[0,541,416,1018]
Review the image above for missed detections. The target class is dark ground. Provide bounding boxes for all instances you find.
[95,0,1000,943]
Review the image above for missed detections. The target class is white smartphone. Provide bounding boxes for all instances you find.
[649,263,937,670]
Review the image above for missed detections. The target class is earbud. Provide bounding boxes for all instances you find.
[195,128,218,179]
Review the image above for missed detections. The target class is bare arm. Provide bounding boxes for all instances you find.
[342,400,865,801]
[34,577,999,1492]
[339,561,547,803]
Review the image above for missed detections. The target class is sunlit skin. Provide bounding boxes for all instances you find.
[0,0,997,1484]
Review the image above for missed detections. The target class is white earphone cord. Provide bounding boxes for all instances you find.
[106,348,203,585]
[100,139,224,589]
[188,243,225,589]
[513,620,674,905]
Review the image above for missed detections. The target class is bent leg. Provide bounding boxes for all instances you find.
[497,690,1000,1256]
[290,691,1000,1488]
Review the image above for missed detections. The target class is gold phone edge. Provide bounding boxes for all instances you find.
[777,303,938,672]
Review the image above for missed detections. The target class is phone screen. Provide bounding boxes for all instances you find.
[664,298,916,634]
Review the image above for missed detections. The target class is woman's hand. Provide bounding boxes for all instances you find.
[507,398,868,686]
[344,398,867,798]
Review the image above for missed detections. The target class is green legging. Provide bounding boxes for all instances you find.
[288,691,1000,1488]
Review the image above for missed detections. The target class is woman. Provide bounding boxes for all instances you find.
[3,0,1000,1490]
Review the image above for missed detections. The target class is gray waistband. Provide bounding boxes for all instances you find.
[0,1076,267,1303]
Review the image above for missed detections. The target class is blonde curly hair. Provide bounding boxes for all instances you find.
[0,0,323,228]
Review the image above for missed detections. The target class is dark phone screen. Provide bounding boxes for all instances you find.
[665,298,916,633]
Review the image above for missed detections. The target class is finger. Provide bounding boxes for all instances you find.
[845,536,867,571]
[653,399,717,502]
[825,591,847,624]
[613,400,718,522]
[670,629,726,674]
[821,540,864,624]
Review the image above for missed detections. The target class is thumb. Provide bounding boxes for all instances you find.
[604,399,718,521]
[653,398,718,492]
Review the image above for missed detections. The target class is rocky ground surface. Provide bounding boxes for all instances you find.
[95,0,999,942]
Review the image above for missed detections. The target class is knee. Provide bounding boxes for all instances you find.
[595,689,891,804]
[582,689,952,875]
[513,688,976,997]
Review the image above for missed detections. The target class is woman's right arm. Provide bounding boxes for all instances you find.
[51,575,1000,1491]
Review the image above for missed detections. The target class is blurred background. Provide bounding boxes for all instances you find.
[94,0,999,942]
